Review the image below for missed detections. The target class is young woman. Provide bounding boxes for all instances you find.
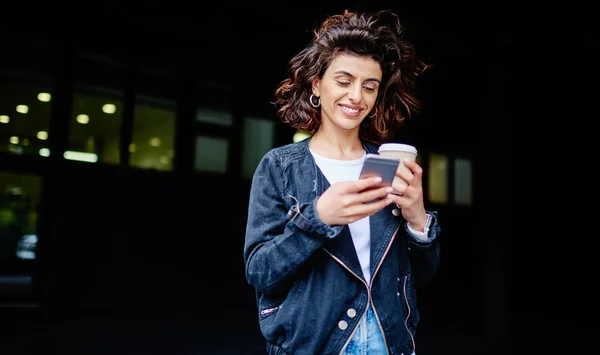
[244,9,441,355]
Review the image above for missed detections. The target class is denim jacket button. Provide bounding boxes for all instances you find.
[338,320,348,330]
[392,208,401,216]
[346,308,356,318]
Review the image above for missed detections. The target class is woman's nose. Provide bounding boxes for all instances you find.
[347,86,362,103]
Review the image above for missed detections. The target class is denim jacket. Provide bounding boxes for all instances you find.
[243,138,441,355]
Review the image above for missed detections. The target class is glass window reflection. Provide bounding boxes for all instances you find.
[0,172,41,263]
[69,87,123,164]
[68,52,125,165]
[195,136,228,173]
[454,158,473,206]
[0,75,53,157]
[427,153,448,204]
[130,97,175,171]
[130,65,176,172]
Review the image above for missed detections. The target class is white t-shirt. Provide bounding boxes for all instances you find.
[310,150,373,284]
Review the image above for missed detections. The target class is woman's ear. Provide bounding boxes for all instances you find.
[311,78,320,97]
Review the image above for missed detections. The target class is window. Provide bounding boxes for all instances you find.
[195,136,228,173]
[193,81,236,174]
[196,108,233,127]
[0,172,42,301]
[196,81,234,127]
[0,39,55,158]
[0,75,53,157]
[427,153,448,204]
[130,96,176,171]
[454,158,473,206]
[69,88,123,164]
[130,65,176,172]
[69,52,125,164]
[242,117,274,179]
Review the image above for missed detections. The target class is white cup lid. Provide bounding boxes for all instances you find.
[378,143,417,155]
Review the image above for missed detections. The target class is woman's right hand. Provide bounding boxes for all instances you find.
[316,177,394,226]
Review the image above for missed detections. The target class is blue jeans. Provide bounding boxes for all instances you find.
[343,305,416,355]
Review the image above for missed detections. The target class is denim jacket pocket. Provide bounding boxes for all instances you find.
[260,304,281,320]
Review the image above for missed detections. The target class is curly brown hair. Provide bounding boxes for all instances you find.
[274,9,429,144]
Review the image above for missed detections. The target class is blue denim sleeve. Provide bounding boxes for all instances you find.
[405,210,441,288]
[243,152,343,293]
[404,212,437,245]
[286,196,344,238]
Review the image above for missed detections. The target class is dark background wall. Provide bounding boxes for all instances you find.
[1,0,598,354]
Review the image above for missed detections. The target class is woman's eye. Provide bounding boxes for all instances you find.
[336,81,351,86]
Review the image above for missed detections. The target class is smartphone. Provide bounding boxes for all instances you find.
[358,154,400,188]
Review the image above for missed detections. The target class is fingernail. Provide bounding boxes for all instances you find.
[386,198,393,204]
[374,177,382,183]
[386,187,394,193]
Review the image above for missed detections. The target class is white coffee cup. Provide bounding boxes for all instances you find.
[378,143,418,192]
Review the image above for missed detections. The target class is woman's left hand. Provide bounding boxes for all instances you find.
[386,160,428,231]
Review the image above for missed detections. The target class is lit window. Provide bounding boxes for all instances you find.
[130,98,175,171]
[454,158,473,206]
[0,76,53,157]
[427,153,448,204]
[69,52,125,165]
[195,136,228,173]
[130,65,176,172]
[69,89,123,164]
[0,40,55,158]
[0,172,42,299]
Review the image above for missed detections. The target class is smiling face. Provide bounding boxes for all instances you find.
[312,53,382,135]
